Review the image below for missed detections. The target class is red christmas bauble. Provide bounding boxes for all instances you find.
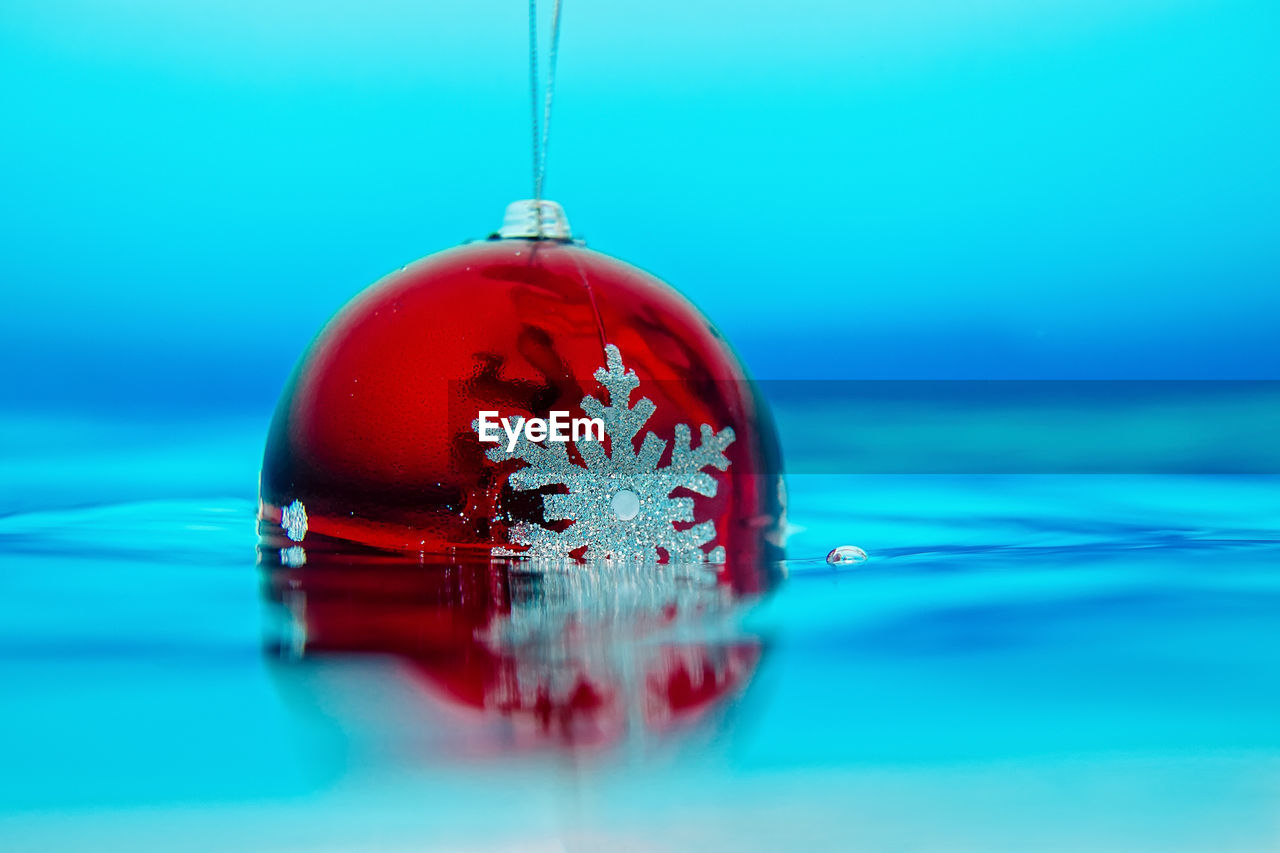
[258,202,784,569]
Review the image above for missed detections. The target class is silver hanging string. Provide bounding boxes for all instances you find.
[539,0,564,201]
[528,0,542,203]
[528,0,564,235]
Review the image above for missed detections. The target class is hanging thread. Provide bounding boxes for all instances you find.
[528,0,564,235]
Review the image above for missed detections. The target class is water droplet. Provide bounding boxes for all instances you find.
[611,489,640,521]
[826,545,867,566]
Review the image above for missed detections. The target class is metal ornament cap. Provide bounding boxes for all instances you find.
[498,199,573,240]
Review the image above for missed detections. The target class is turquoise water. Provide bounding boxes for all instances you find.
[3,403,1279,851]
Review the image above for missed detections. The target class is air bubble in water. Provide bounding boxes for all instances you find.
[826,545,867,566]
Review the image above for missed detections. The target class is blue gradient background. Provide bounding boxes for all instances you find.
[2,0,1277,415]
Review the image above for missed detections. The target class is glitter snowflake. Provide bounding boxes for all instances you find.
[475,344,734,562]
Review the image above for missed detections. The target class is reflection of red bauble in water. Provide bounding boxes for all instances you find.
[264,555,766,748]
[258,204,784,565]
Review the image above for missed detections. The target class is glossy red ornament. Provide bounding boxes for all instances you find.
[258,202,784,569]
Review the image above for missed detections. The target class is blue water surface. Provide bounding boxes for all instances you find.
[1,406,1278,851]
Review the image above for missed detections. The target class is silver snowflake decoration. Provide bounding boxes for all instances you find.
[281,499,308,542]
[475,344,734,562]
